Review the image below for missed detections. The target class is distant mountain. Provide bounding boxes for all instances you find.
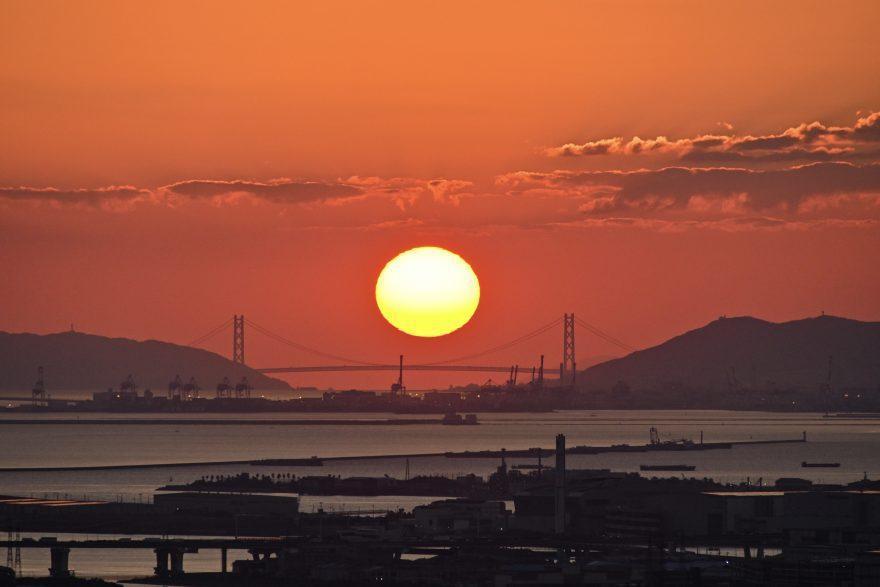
[0,331,291,393]
[578,354,620,369]
[580,315,880,393]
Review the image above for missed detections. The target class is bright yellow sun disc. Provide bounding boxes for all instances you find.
[376,246,480,337]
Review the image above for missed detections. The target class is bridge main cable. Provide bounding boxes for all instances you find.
[574,316,635,352]
[423,317,563,366]
[258,364,561,374]
[245,318,382,366]
[186,318,234,347]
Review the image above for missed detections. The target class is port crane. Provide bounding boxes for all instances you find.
[234,377,252,399]
[216,376,232,399]
[182,377,200,400]
[168,375,183,400]
[32,366,47,407]
[120,374,137,395]
[390,355,405,397]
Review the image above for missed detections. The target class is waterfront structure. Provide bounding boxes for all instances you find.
[554,433,566,534]
[412,499,509,535]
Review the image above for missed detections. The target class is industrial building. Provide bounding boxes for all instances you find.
[512,480,880,546]
[412,499,509,535]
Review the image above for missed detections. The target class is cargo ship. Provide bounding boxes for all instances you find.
[441,412,479,425]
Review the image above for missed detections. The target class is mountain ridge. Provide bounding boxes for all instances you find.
[0,330,291,392]
[580,314,880,393]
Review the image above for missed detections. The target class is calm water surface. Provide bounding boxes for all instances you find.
[0,410,876,497]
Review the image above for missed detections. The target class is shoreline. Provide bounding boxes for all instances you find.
[0,417,438,426]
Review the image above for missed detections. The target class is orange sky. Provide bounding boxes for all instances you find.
[2,1,879,389]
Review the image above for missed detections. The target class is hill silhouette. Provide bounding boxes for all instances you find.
[581,315,880,394]
[0,330,291,392]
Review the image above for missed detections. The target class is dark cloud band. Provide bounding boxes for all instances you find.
[546,111,880,163]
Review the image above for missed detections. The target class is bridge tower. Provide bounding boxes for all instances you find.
[562,313,576,385]
[232,315,245,365]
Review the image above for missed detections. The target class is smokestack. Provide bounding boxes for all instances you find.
[555,433,566,534]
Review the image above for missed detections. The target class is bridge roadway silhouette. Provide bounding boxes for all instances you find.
[186,313,635,380]
[257,364,560,375]
[0,535,618,577]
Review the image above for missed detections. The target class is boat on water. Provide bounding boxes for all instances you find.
[640,464,696,472]
[441,412,478,425]
[801,461,840,468]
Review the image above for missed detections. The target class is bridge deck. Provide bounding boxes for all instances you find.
[0,537,301,550]
[258,364,560,374]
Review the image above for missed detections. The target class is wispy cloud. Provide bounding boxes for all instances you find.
[0,185,152,204]
[344,177,474,209]
[0,176,473,209]
[160,178,363,204]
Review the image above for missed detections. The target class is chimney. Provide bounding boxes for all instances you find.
[555,433,566,534]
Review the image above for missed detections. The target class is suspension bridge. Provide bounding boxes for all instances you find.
[185,314,636,385]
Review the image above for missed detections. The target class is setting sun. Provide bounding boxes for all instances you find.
[375,246,480,337]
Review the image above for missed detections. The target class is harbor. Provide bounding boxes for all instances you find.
[1,432,878,584]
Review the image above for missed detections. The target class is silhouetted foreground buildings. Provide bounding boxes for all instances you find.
[1,431,878,586]
[4,450,880,584]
